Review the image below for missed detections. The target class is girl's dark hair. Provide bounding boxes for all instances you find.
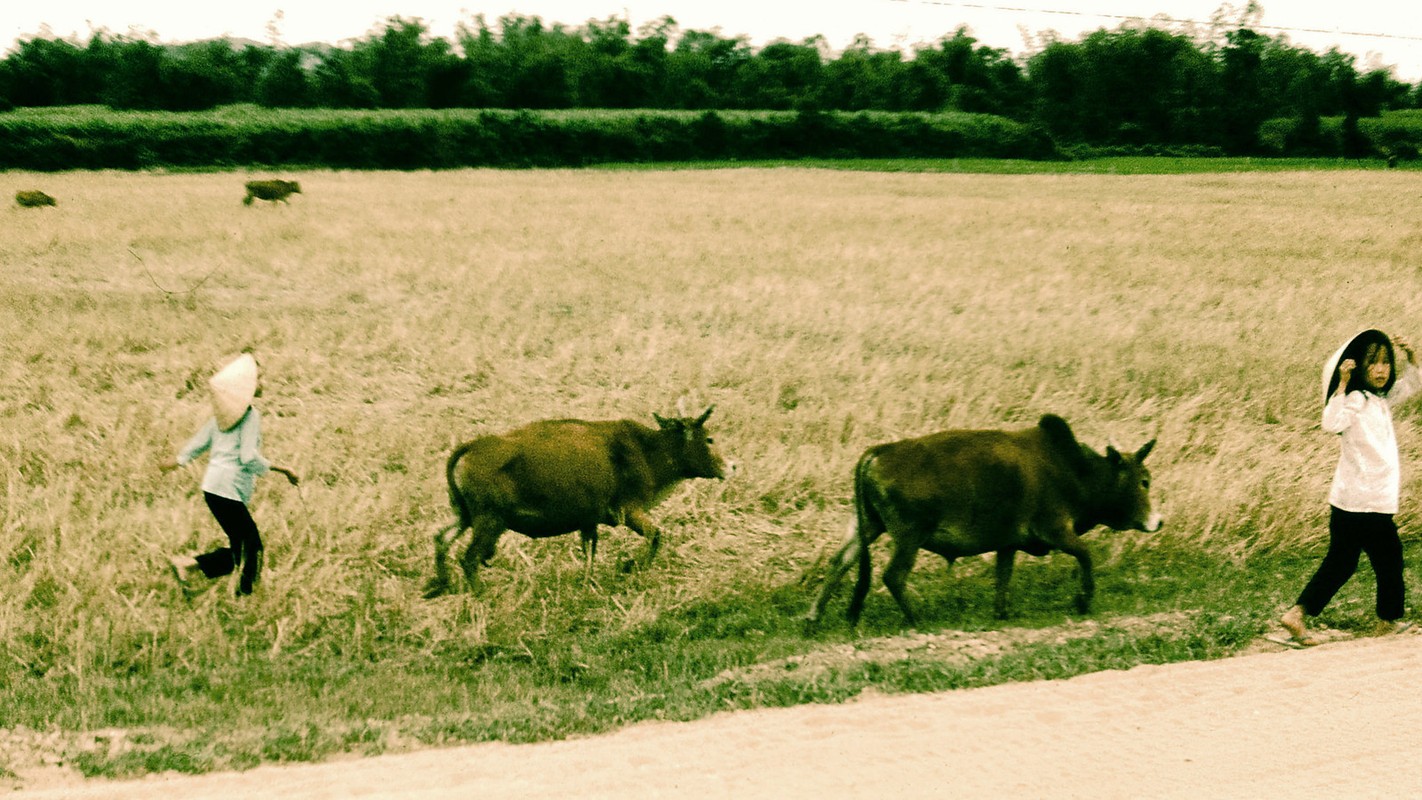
[1328,329,1396,399]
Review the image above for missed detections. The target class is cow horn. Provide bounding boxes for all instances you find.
[653,412,673,429]
[695,405,715,425]
[1136,439,1156,462]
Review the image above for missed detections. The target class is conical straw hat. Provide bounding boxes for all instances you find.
[210,353,258,430]
[1321,329,1393,405]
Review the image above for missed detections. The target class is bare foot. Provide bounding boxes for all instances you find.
[1281,605,1322,646]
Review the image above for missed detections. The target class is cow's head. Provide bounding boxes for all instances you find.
[653,406,728,480]
[1101,439,1162,533]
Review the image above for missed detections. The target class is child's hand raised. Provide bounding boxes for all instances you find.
[1338,358,1356,385]
[1394,336,1417,364]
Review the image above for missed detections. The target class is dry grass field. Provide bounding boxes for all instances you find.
[3,166,1422,780]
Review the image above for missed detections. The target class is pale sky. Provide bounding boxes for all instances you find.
[4,1,1420,81]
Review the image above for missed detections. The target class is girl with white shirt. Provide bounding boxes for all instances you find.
[1282,329,1420,645]
[161,353,298,595]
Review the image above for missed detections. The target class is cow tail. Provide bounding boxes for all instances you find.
[846,448,881,626]
[426,442,479,598]
[445,442,477,530]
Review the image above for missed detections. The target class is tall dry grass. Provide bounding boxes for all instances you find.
[3,167,1422,752]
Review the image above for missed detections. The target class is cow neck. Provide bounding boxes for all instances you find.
[638,426,688,487]
[1073,451,1112,533]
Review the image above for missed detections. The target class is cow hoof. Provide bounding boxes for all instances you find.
[619,558,637,574]
[422,581,448,599]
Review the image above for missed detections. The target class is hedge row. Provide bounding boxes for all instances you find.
[0,107,1062,171]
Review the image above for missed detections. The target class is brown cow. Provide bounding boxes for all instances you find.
[424,407,728,598]
[806,414,1160,628]
[15,190,56,208]
[243,180,301,206]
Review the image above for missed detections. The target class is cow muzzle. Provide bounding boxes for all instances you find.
[1139,512,1164,533]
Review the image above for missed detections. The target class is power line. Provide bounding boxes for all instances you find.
[886,0,1422,43]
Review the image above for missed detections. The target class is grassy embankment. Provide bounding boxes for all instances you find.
[3,166,1422,778]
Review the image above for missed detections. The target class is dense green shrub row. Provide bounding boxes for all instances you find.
[5,106,1416,171]
[1359,111,1422,160]
[0,106,1060,170]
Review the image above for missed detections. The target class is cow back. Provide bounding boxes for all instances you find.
[873,421,1082,499]
[465,419,626,496]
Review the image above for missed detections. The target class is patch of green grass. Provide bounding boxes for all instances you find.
[70,742,212,780]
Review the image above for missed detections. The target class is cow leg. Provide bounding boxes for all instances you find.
[621,508,660,573]
[423,523,466,599]
[881,540,921,627]
[994,548,1018,619]
[579,525,599,581]
[1059,533,1094,614]
[458,517,505,590]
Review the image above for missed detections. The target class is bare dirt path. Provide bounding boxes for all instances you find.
[12,632,1421,799]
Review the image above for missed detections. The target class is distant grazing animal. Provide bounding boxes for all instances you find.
[806,414,1161,628]
[15,190,56,208]
[424,407,728,598]
[243,180,301,206]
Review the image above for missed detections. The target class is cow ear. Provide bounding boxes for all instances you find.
[695,405,715,426]
[653,413,673,430]
[1106,445,1123,465]
[1135,439,1156,462]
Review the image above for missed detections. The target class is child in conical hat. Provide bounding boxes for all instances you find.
[1281,329,1420,644]
[161,352,298,595]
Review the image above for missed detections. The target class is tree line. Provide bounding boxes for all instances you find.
[2,9,1420,155]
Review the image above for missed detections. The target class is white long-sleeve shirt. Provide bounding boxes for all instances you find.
[177,407,271,504]
[1323,364,1422,514]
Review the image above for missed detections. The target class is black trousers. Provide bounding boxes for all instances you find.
[196,492,263,595]
[1296,506,1405,621]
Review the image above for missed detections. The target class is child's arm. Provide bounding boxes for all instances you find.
[1389,337,1422,406]
[236,409,297,483]
[1323,358,1363,433]
[166,419,216,470]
